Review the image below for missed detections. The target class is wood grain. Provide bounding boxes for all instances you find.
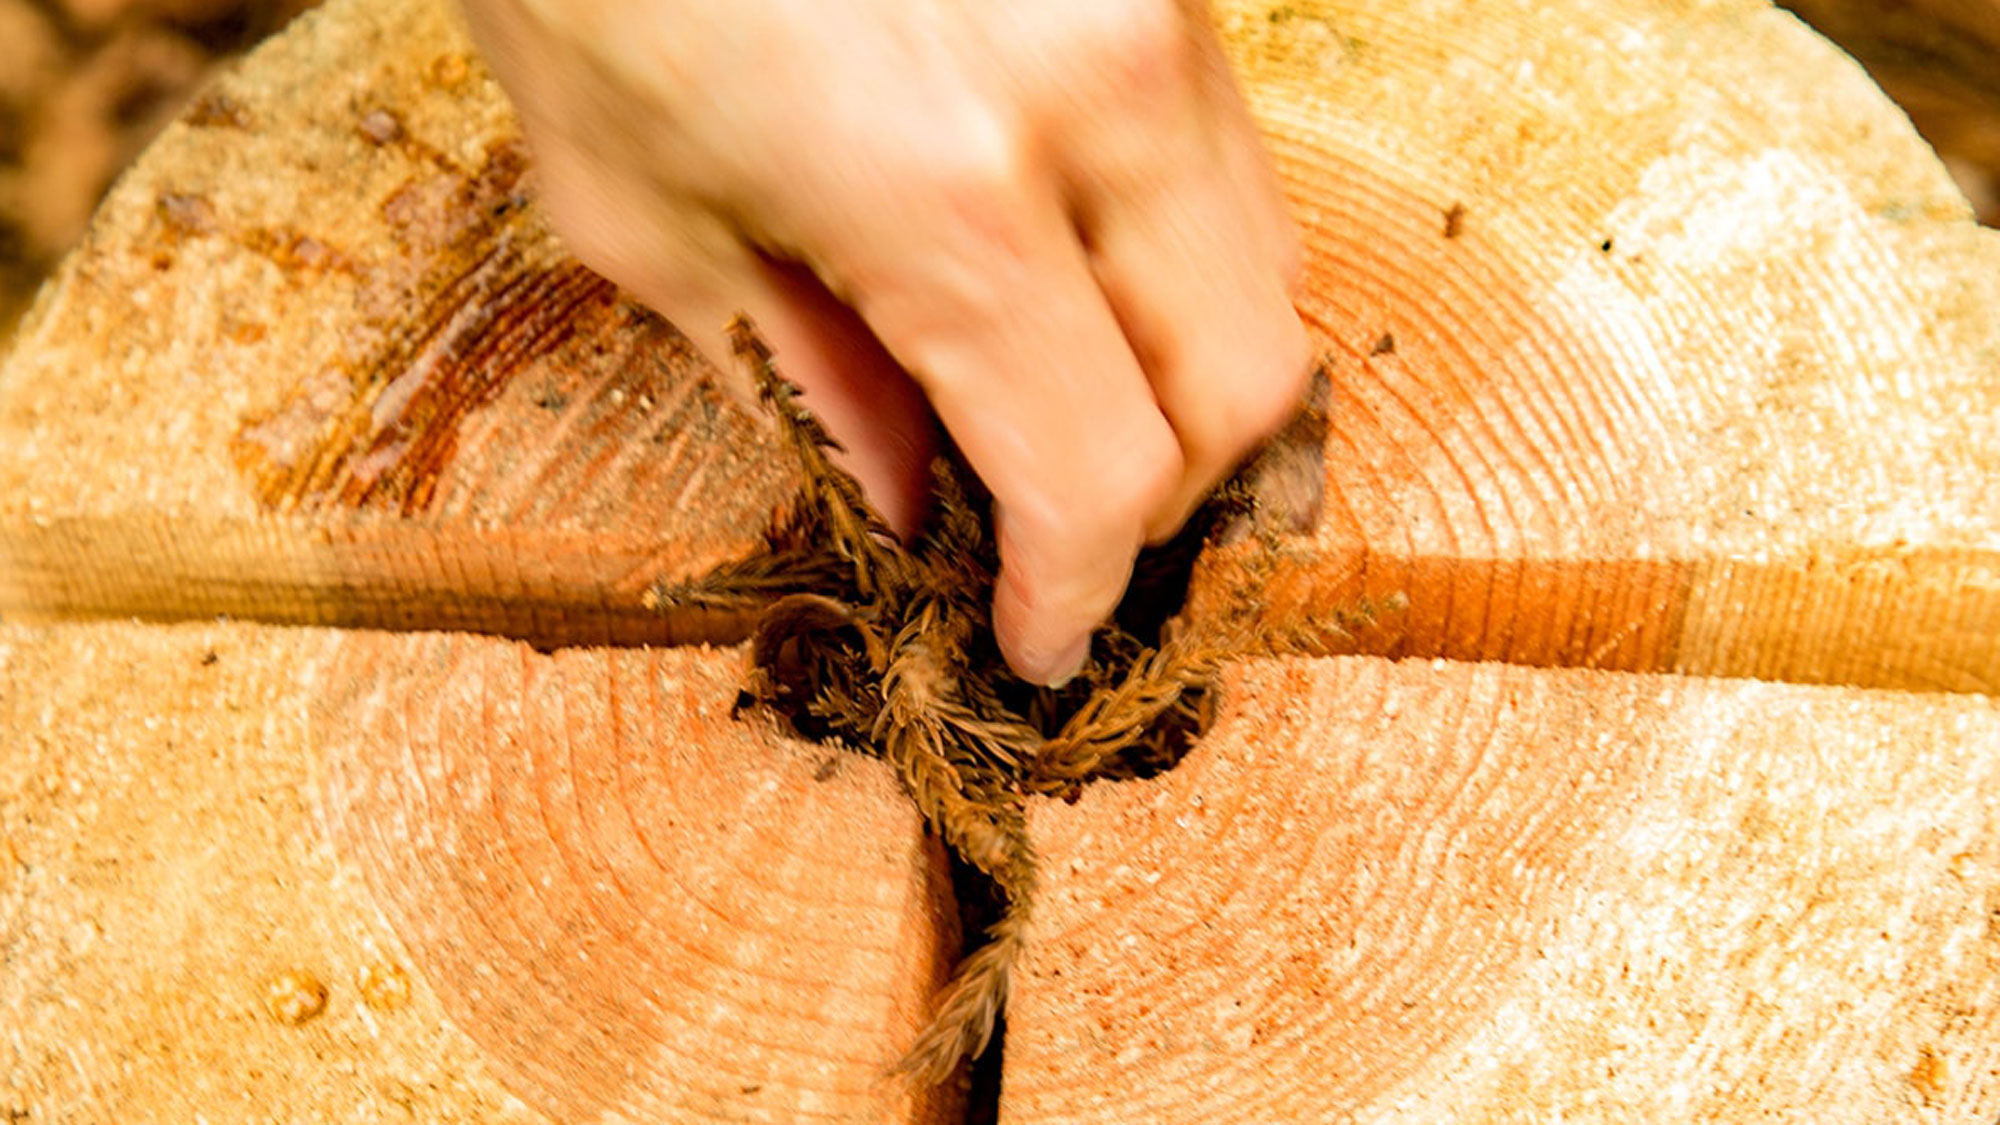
[6,0,1996,688]
[1006,656,2000,1122]
[318,632,962,1123]
[1190,0,2000,693]
[0,0,794,646]
[0,621,534,1122]
[3,0,1999,1119]
[0,621,960,1124]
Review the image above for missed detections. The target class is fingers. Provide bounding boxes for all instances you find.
[812,166,1184,686]
[754,5,1303,683]
[687,258,938,538]
[743,261,939,537]
[488,0,1310,689]
[1055,11,1314,541]
[1074,160,1311,541]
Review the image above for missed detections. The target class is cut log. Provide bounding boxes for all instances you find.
[1007,656,2000,1122]
[1,0,1997,1120]
[0,621,960,1123]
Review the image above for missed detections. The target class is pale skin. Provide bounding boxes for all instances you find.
[459,0,1312,685]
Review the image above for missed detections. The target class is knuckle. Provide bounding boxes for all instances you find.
[1188,334,1316,474]
[911,147,1038,257]
[788,97,1034,251]
[833,146,1045,352]
[1011,414,1182,544]
[861,106,1021,206]
[1069,0,1200,107]
[850,94,1034,213]
[1106,418,1188,522]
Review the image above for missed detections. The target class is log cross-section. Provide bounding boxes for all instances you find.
[3,0,1999,1121]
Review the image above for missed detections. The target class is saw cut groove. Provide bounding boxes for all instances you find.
[0,45,798,645]
[1190,0,2000,694]
[1183,125,1708,675]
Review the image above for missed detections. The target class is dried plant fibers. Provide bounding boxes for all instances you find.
[646,319,1257,1081]
[2,0,1999,1123]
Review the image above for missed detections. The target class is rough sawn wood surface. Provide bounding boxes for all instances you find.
[3,0,1999,1121]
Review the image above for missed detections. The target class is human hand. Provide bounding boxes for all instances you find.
[460,0,1312,685]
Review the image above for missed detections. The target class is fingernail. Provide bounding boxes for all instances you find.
[1034,635,1092,689]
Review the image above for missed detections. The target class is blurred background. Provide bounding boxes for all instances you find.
[0,0,1996,347]
[0,0,312,341]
